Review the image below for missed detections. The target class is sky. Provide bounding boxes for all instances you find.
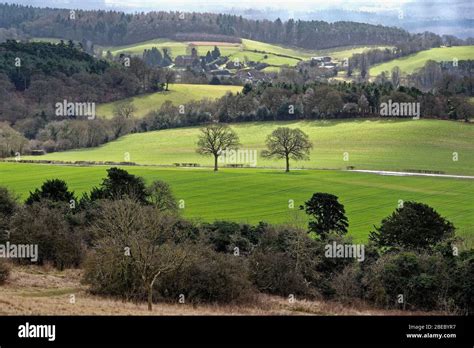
[104,0,412,11]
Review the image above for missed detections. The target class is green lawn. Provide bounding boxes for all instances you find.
[0,163,472,245]
[369,46,474,76]
[22,119,474,175]
[97,84,242,118]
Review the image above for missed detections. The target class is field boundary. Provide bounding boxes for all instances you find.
[3,159,474,179]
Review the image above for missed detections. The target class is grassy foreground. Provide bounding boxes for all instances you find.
[369,46,474,76]
[23,119,474,175]
[1,162,472,245]
[97,84,242,118]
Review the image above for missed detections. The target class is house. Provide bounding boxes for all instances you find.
[311,56,332,63]
[174,47,199,67]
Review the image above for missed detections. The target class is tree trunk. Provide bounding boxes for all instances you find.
[147,284,153,311]
[285,155,290,172]
[214,154,218,172]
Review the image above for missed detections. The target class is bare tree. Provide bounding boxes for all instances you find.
[91,200,188,311]
[163,69,176,91]
[113,100,136,119]
[262,127,312,172]
[196,123,240,171]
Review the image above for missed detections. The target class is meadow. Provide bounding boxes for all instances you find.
[22,119,474,175]
[369,46,474,76]
[0,162,472,245]
[97,84,242,118]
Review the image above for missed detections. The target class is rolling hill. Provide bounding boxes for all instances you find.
[97,84,242,118]
[369,46,474,77]
[20,119,474,175]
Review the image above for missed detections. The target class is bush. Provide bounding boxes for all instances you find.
[361,251,452,311]
[249,251,311,297]
[9,202,84,269]
[156,246,253,304]
[248,225,321,298]
[0,261,10,284]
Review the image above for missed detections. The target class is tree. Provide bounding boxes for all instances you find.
[86,199,188,311]
[391,66,401,88]
[261,127,312,172]
[113,100,136,119]
[163,68,176,91]
[146,180,178,211]
[369,201,455,250]
[26,179,76,206]
[212,46,221,60]
[196,124,240,171]
[90,167,148,204]
[300,193,349,238]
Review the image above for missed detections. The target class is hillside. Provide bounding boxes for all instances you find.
[97,84,243,118]
[369,46,474,76]
[22,119,474,175]
[104,38,391,68]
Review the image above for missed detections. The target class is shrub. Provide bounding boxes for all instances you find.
[0,261,10,284]
[9,202,84,269]
[156,246,253,304]
[361,251,452,311]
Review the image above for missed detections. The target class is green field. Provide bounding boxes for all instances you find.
[97,84,242,118]
[0,163,472,245]
[22,119,474,175]
[369,46,474,77]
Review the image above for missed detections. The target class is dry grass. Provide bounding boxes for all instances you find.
[0,265,442,316]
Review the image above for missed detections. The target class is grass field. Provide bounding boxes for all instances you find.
[0,162,472,245]
[22,119,474,175]
[369,46,474,77]
[97,84,242,118]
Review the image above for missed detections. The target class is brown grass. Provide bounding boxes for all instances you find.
[0,265,442,316]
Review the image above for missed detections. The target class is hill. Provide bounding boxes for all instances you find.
[369,46,474,76]
[96,84,243,118]
[22,119,474,175]
[104,38,392,68]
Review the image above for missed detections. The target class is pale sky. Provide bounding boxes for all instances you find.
[104,0,411,11]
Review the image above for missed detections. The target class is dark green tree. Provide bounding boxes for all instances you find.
[25,179,76,205]
[90,167,148,204]
[300,193,349,238]
[369,201,455,250]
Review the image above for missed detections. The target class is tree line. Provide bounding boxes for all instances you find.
[0,3,448,50]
